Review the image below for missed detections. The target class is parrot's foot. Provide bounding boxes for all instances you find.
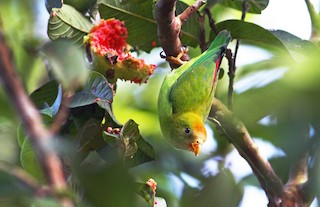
[160,46,188,67]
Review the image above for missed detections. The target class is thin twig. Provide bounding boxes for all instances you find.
[50,91,73,134]
[240,0,249,21]
[225,49,235,110]
[227,0,249,110]
[197,11,207,52]
[204,8,219,35]
[204,8,236,109]
[178,0,206,23]
[0,30,73,207]
[304,0,320,41]
[209,98,283,206]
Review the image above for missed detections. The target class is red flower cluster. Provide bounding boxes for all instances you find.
[85,18,156,84]
[88,19,128,60]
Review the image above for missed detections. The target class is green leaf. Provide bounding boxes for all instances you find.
[232,82,285,128]
[30,197,63,207]
[40,84,62,117]
[0,119,18,164]
[99,0,200,52]
[77,118,105,153]
[121,120,140,140]
[219,0,269,14]
[17,124,26,148]
[41,39,89,90]
[101,119,156,167]
[48,4,93,45]
[103,106,123,128]
[0,166,35,206]
[214,20,288,54]
[120,120,140,158]
[100,125,156,167]
[135,183,154,206]
[0,1,45,93]
[124,133,156,167]
[179,0,200,6]
[120,120,156,167]
[69,104,106,131]
[64,0,97,13]
[30,81,59,108]
[69,71,113,110]
[119,0,149,5]
[102,131,119,147]
[180,169,243,207]
[20,139,45,182]
[17,117,54,154]
[235,56,287,78]
[270,30,317,61]
[76,160,136,207]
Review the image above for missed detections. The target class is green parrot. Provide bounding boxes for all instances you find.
[158,30,231,156]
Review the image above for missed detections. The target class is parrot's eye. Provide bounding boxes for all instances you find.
[185,127,191,134]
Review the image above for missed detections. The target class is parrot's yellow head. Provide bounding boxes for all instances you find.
[162,112,207,156]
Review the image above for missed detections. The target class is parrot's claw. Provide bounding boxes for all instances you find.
[160,46,188,67]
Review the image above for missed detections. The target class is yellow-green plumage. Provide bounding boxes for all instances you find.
[158,31,231,155]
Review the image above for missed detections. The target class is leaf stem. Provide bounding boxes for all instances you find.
[305,0,320,41]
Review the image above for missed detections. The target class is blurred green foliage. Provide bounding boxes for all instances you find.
[1,0,320,206]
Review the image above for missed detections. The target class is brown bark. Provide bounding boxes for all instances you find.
[0,29,73,207]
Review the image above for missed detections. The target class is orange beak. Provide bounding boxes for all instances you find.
[189,141,202,156]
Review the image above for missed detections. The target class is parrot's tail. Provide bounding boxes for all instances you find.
[193,30,231,67]
[207,30,232,52]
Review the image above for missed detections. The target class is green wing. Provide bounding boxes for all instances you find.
[169,31,231,115]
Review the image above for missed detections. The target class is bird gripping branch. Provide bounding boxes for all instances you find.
[158,31,232,156]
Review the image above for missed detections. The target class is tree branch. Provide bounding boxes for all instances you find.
[155,0,204,68]
[0,30,73,207]
[301,131,320,204]
[209,98,283,206]
[156,1,285,205]
[281,153,309,207]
